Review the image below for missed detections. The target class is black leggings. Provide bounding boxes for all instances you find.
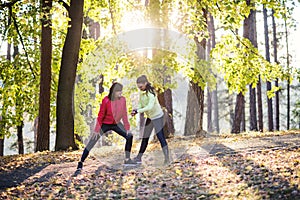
[138,117,168,155]
[83,123,133,160]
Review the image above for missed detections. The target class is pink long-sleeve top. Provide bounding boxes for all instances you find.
[94,96,130,132]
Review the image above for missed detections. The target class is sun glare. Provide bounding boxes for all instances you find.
[120,10,151,32]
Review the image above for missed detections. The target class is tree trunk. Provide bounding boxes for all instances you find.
[207,88,212,132]
[257,76,263,132]
[164,88,175,137]
[0,138,3,156]
[157,88,174,138]
[231,92,245,133]
[241,101,246,132]
[244,0,258,132]
[208,13,219,133]
[13,42,24,154]
[263,6,274,131]
[206,14,212,133]
[284,4,290,130]
[17,122,24,154]
[0,116,3,156]
[229,93,235,127]
[272,10,280,131]
[249,85,258,131]
[55,0,84,151]
[212,90,219,133]
[184,82,204,136]
[36,0,52,152]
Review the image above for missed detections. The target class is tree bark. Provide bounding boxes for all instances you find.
[207,88,212,132]
[184,82,204,136]
[257,76,263,132]
[263,6,274,131]
[244,0,258,131]
[0,115,3,156]
[283,2,290,130]
[13,42,24,154]
[271,10,280,131]
[164,88,175,137]
[0,138,3,156]
[249,85,258,131]
[208,13,219,133]
[206,14,212,133]
[157,88,174,138]
[231,92,245,133]
[17,122,24,154]
[36,0,52,152]
[184,8,207,137]
[241,101,246,132]
[55,0,84,151]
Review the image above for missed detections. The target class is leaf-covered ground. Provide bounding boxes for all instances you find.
[0,131,299,199]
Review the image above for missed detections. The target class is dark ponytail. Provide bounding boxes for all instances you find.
[108,82,123,101]
[136,75,156,96]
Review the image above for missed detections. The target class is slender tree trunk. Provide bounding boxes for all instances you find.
[164,87,175,137]
[272,10,280,131]
[13,43,24,154]
[206,15,213,133]
[0,115,4,156]
[232,0,253,134]
[36,0,52,152]
[241,101,246,132]
[257,76,263,132]
[232,92,245,133]
[157,87,174,138]
[244,0,258,131]
[55,0,84,151]
[284,5,290,130]
[0,138,3,156]
[249,85,258,131]
[207,88,212,132]
[263,6,274,131]
[17,122,24,154]
[212,90,219,133]
[208,14,219,133]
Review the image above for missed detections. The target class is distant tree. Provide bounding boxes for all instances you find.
[263,5,274,132]
[272,9,280,131]
[208,14,219,133]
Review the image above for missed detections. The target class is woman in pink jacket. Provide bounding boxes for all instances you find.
[77,82,135,170]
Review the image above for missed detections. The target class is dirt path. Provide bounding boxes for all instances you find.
[0,133,299,199]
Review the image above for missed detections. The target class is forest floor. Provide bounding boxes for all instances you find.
[0,130,299,199]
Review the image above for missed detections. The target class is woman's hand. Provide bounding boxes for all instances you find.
[131,109,138,116]
[91,131,100,140]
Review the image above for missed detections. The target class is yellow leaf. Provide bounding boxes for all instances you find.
[176,169,182,176]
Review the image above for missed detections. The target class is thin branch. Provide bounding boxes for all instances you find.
[57,0,70,13]
[108,0,117,35]
[10,7,37,79]
[215,2,261,57]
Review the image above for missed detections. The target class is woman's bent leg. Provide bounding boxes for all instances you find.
[77,125,110,169]
[153,117,170,164]
[113,123,133,159]
[136,118,153,162]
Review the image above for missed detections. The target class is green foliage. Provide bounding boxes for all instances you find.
[0,0,41,139]
[211,35,284,95]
